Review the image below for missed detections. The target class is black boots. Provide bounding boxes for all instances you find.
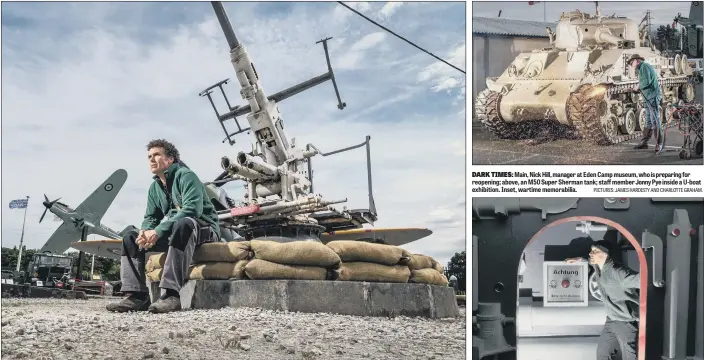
[106,292,151,312]
[634,128,652,149]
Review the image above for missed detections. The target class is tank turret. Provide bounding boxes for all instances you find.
[552,11,640,51]
[474,8,697,146]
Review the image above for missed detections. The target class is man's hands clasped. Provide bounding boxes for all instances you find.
[136,229,159,250]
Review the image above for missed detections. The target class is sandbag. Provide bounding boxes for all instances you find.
[250,240,341,268]
[244,259,328,280]
[146,253,166,273]
[335,262,410,283]
[188,260,249,280]
[146,268,163,282]
[409,268,449,286]
[433,262,444,274]
[192,241,252,263]
[407,254,438,271]
[325,240,411,266]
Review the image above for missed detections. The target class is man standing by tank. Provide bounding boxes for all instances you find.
[107,139,220,314]
[566,240,640,360]
[630,54,665,154]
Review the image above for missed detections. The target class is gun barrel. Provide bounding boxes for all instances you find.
[211,1,240,50]
[595,28,621,45]
[221,156,271,181]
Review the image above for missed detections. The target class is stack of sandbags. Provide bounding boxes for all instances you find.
[407,253,449,286]
[144,241,253,282]
[326,241,412,283]
[244,240,341,280]
[145,253,165,282]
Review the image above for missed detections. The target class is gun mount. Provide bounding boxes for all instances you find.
[200,1,376,241]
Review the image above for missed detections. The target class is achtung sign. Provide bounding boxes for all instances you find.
[543,261,589,307]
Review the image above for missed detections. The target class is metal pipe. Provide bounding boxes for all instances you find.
[221,156,270,181]
[237,152,279,176]
[210,2,240,50]
[473,235,478,311]
[217,196,346,220]
[696,225,704,360]
[663,209,692,359]
[596,28,622,46]
[217,73,332,121]
[364,136,376,215]
[255,183,282,198]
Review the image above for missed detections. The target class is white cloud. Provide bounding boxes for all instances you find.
[378,2,404,20]
[417,42,466,98]
[1,2,465,267]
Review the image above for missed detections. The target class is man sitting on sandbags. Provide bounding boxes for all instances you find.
[106,139,220,314]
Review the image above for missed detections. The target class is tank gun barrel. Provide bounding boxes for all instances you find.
[211,2,240,50]
[595,28,622,46]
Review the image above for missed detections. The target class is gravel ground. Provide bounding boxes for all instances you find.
[1,297,466,360]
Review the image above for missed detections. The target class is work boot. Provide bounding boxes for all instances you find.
[106,292,151,312]
[633,128,652,149]
[148,294,181,314]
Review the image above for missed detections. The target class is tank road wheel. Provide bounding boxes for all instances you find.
[680,83,695,103]
[569,84,619,145]
[619,109,637,135]
[637,108,647,131]
[674,54,682,75]
[475,88,522,140]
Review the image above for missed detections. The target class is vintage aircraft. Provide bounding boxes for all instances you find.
[70,227,433,260]
[39,169,130,254]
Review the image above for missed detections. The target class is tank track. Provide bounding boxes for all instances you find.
[475,88,556,140]
[567,79,688,145]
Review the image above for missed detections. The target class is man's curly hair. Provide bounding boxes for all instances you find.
[146,139,180,163]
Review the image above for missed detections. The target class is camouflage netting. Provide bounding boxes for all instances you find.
[143,240,448,286]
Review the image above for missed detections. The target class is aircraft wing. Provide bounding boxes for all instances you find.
[74,169,128,225]
[320,228,432,246]
[40,222,82,254]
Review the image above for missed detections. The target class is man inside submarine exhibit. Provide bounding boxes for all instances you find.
[471,198,704,360]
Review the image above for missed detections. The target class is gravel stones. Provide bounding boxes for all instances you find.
[2,297,465,359]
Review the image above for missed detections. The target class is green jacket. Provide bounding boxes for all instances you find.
[637,61,662,105]
[140,162,220,240]
[591,259,641,322]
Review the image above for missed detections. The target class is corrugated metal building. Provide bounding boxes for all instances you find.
[472,17,556,122]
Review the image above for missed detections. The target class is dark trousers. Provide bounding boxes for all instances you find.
[597,318,639,360]
[120,217,215,295]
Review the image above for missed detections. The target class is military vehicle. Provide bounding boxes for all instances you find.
[23,253,73,288]
[475,5,697,145]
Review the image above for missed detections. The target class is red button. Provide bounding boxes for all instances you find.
[562,280,570,288]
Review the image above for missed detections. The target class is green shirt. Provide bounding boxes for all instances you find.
[140,162,220,240]
[637,61,662,105]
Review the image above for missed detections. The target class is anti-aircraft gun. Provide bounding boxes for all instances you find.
[199,2,377,242]
[475,4,698,146]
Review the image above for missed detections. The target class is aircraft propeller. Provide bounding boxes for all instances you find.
[39,194,62,223]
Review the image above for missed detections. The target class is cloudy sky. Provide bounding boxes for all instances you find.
[472,1,692,27]
[1,2,466,267]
